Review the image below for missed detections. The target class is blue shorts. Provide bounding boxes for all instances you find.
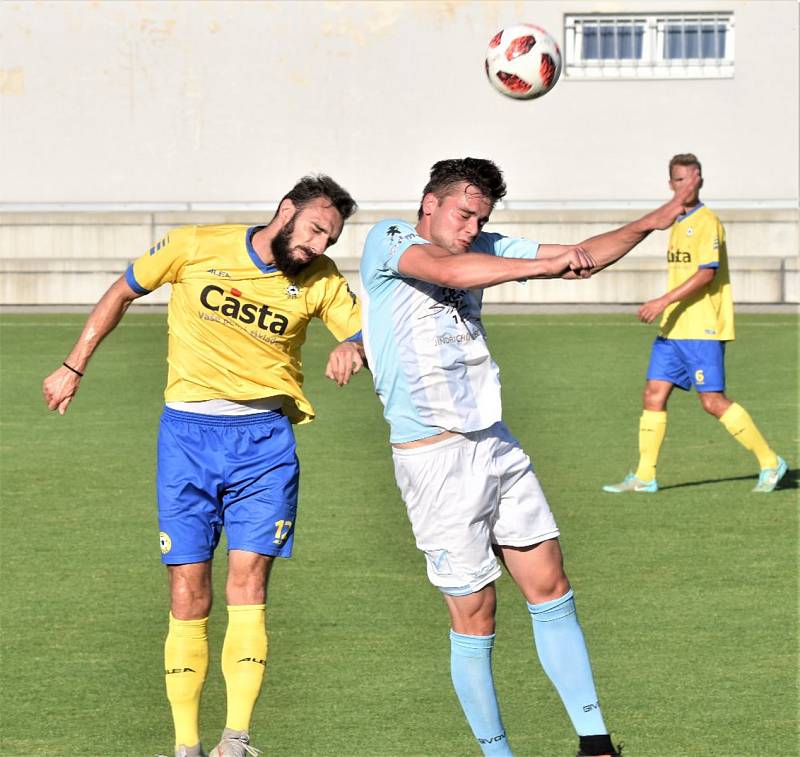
[646,336,726,392]
[156,407,299,565]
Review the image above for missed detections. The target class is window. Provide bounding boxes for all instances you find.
[564,13,735,79]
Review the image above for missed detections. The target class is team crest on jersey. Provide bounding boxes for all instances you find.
[686,228,694,236]
[285,283,301,298]
[159,531,172,555]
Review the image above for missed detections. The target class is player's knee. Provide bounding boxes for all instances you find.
[168,563,212,618]
[643,387,667,410]
[527,574,570,605]
[170,583,211,619]
[449,611,496,636]
[699,393,729,417]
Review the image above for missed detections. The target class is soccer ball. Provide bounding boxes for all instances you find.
[485,24,562,100]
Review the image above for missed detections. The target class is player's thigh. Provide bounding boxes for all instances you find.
[674,339,726,393]
[490,423,560,551]
[392,433,501,596]
[646,336,692,392]
[157,409,226,565]
[222,413,300,559]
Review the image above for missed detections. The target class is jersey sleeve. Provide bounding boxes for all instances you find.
[696,216,724,269]
[125,225,195,293]
[363,219,428,279]
[471,231,539,259]
[312,258,362,342]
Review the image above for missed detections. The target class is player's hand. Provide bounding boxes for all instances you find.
[548,246,596,279]
[42,365,82,415]
[645,166,702,230]
[638,297,668,324]
[325,341,366,386]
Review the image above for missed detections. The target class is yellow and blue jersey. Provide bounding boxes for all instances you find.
[659,203,734,341]
[125,224,361,424]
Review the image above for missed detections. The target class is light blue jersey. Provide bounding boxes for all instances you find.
[360,219,539,444]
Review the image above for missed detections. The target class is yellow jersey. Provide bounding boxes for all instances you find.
[659,204,734,341]
[125,224,361,424]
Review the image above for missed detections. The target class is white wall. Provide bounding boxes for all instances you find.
[1,0,798,206]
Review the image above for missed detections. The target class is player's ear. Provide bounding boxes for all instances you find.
[421,192,438,216]
[277,198,296,223]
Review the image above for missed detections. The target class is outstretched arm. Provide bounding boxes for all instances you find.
[397,244,596,288]
[42,275,141,414]
[536,167,702,276]
[638,267,716,323]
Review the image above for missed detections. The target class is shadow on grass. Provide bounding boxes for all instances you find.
[659,466,797,491]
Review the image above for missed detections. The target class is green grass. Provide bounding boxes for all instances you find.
[1,312,797,757]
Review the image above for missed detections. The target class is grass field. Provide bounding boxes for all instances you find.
[1,311,797,757]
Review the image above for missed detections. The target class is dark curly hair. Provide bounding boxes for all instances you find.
[279,174,358,221]
[418,158,507,219]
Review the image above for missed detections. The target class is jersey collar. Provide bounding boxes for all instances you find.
[246,226,278,273]
[676,202,704,222]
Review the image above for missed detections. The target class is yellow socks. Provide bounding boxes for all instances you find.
[165,614,209,748]
[719,402,778,470]
[635,410,667,482]
[221,604,268,732]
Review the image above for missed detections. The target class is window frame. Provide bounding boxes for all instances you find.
[564,12,735,80]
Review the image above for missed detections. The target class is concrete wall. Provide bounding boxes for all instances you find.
[1,1,797,306]
[1,0,797,205]
[1,208,796,305]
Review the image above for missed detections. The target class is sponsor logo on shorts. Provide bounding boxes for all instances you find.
[159,531,172,554]
[427,549,453,576]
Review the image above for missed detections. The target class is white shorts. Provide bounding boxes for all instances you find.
[391,421,559,596]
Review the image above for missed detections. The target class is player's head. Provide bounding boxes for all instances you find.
[271,175,357,277]
[417,158,507,254]
[668,153,703,205]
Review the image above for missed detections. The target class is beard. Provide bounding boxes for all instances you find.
[270,214,314,278]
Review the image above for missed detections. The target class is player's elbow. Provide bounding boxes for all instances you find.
[699,267,717,284]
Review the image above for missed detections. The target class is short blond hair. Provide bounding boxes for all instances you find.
[669,153,702,177]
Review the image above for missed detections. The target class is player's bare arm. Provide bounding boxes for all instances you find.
[325,340,367,386]
[537,166,702,274]
[42,275,141,415]
[397,243,594,288]
[638,266,716,323]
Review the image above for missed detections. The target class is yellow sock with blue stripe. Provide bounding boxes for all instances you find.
[719,402,778,470]
[635,410,667,482]
[165,613,208,749]
[221,604,268,732]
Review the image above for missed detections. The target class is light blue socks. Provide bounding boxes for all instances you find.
[528,589,607,736]
[450,630,513,756]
